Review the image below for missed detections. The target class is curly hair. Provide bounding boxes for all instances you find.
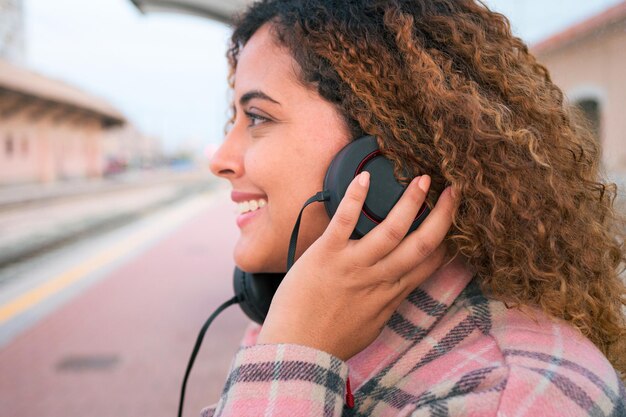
[227,0,626,377]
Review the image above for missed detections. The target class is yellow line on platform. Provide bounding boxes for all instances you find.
[0,192,216,326]
[0,230,148,325]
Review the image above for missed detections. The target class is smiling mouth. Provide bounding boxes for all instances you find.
[237,198,268,214]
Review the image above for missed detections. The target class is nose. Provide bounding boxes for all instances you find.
[209,127,244,180]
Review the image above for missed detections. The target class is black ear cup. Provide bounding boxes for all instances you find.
[324,135,430,239]
[233,267,283,324]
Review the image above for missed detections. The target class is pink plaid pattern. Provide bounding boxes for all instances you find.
[202,257,625,416]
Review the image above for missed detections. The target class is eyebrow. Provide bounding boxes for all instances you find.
[239,90,281,106]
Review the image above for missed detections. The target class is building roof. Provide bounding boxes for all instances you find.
[130,0,251,24]
[0,59,125,125]
[533,1,626,54]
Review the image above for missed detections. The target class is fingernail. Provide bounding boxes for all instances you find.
[359,171,370,187]
[418,175,430,193]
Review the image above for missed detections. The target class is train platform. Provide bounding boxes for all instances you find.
[0,186,249,417]
[0,168,217,269]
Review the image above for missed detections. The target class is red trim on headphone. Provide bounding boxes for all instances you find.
[355,150,427,224]
[355,149,381,175]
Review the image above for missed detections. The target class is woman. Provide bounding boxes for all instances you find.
[206,0,626,415]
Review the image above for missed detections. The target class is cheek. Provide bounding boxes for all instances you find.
[237,126,349,271]
[247,140,325,198]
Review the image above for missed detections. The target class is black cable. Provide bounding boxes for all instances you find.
[178,190,328,416]
[178,295,239,417]
[287,191,330,271]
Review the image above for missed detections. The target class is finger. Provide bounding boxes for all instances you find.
[376,186,456,276]
[377,244,448,315]
[356,175,430,264]
[393,243,448,298]
[323,171,370,249]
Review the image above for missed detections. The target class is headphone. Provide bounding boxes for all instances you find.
[179,135,431,417]
[233,135,430,324]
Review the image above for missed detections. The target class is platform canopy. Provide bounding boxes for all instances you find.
[129,0,252,24]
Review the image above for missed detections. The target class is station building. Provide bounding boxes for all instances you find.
[0,59,126,184]
[0,0,161,185]
[533,1,626,174]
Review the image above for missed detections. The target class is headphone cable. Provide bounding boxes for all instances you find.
[286,190,330,271]
[178,295,240,417]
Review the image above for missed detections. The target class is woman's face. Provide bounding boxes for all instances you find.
[210,24,351,273]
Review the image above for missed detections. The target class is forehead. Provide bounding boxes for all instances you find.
[234,24,301,97]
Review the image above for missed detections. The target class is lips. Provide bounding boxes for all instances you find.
[232,190,268,229]
[231,190,268,203]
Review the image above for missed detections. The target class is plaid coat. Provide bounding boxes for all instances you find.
[202,257,626,416]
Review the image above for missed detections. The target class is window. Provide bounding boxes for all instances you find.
[574,98,601,140]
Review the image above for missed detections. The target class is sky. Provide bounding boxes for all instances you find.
[23,0,625,154]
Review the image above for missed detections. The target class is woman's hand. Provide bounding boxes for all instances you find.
[256,172,457,361]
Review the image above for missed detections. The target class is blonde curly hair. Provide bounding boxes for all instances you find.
[228,0,626,377]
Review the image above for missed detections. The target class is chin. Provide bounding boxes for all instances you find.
[233,244,285,273]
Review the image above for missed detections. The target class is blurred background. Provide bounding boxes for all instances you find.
[0,0,624,416]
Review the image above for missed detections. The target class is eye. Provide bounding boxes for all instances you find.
[244,110,270,127]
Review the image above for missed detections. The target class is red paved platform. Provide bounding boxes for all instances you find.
[0,193,250,417]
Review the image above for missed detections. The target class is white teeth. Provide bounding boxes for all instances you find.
[237,199,268,214]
